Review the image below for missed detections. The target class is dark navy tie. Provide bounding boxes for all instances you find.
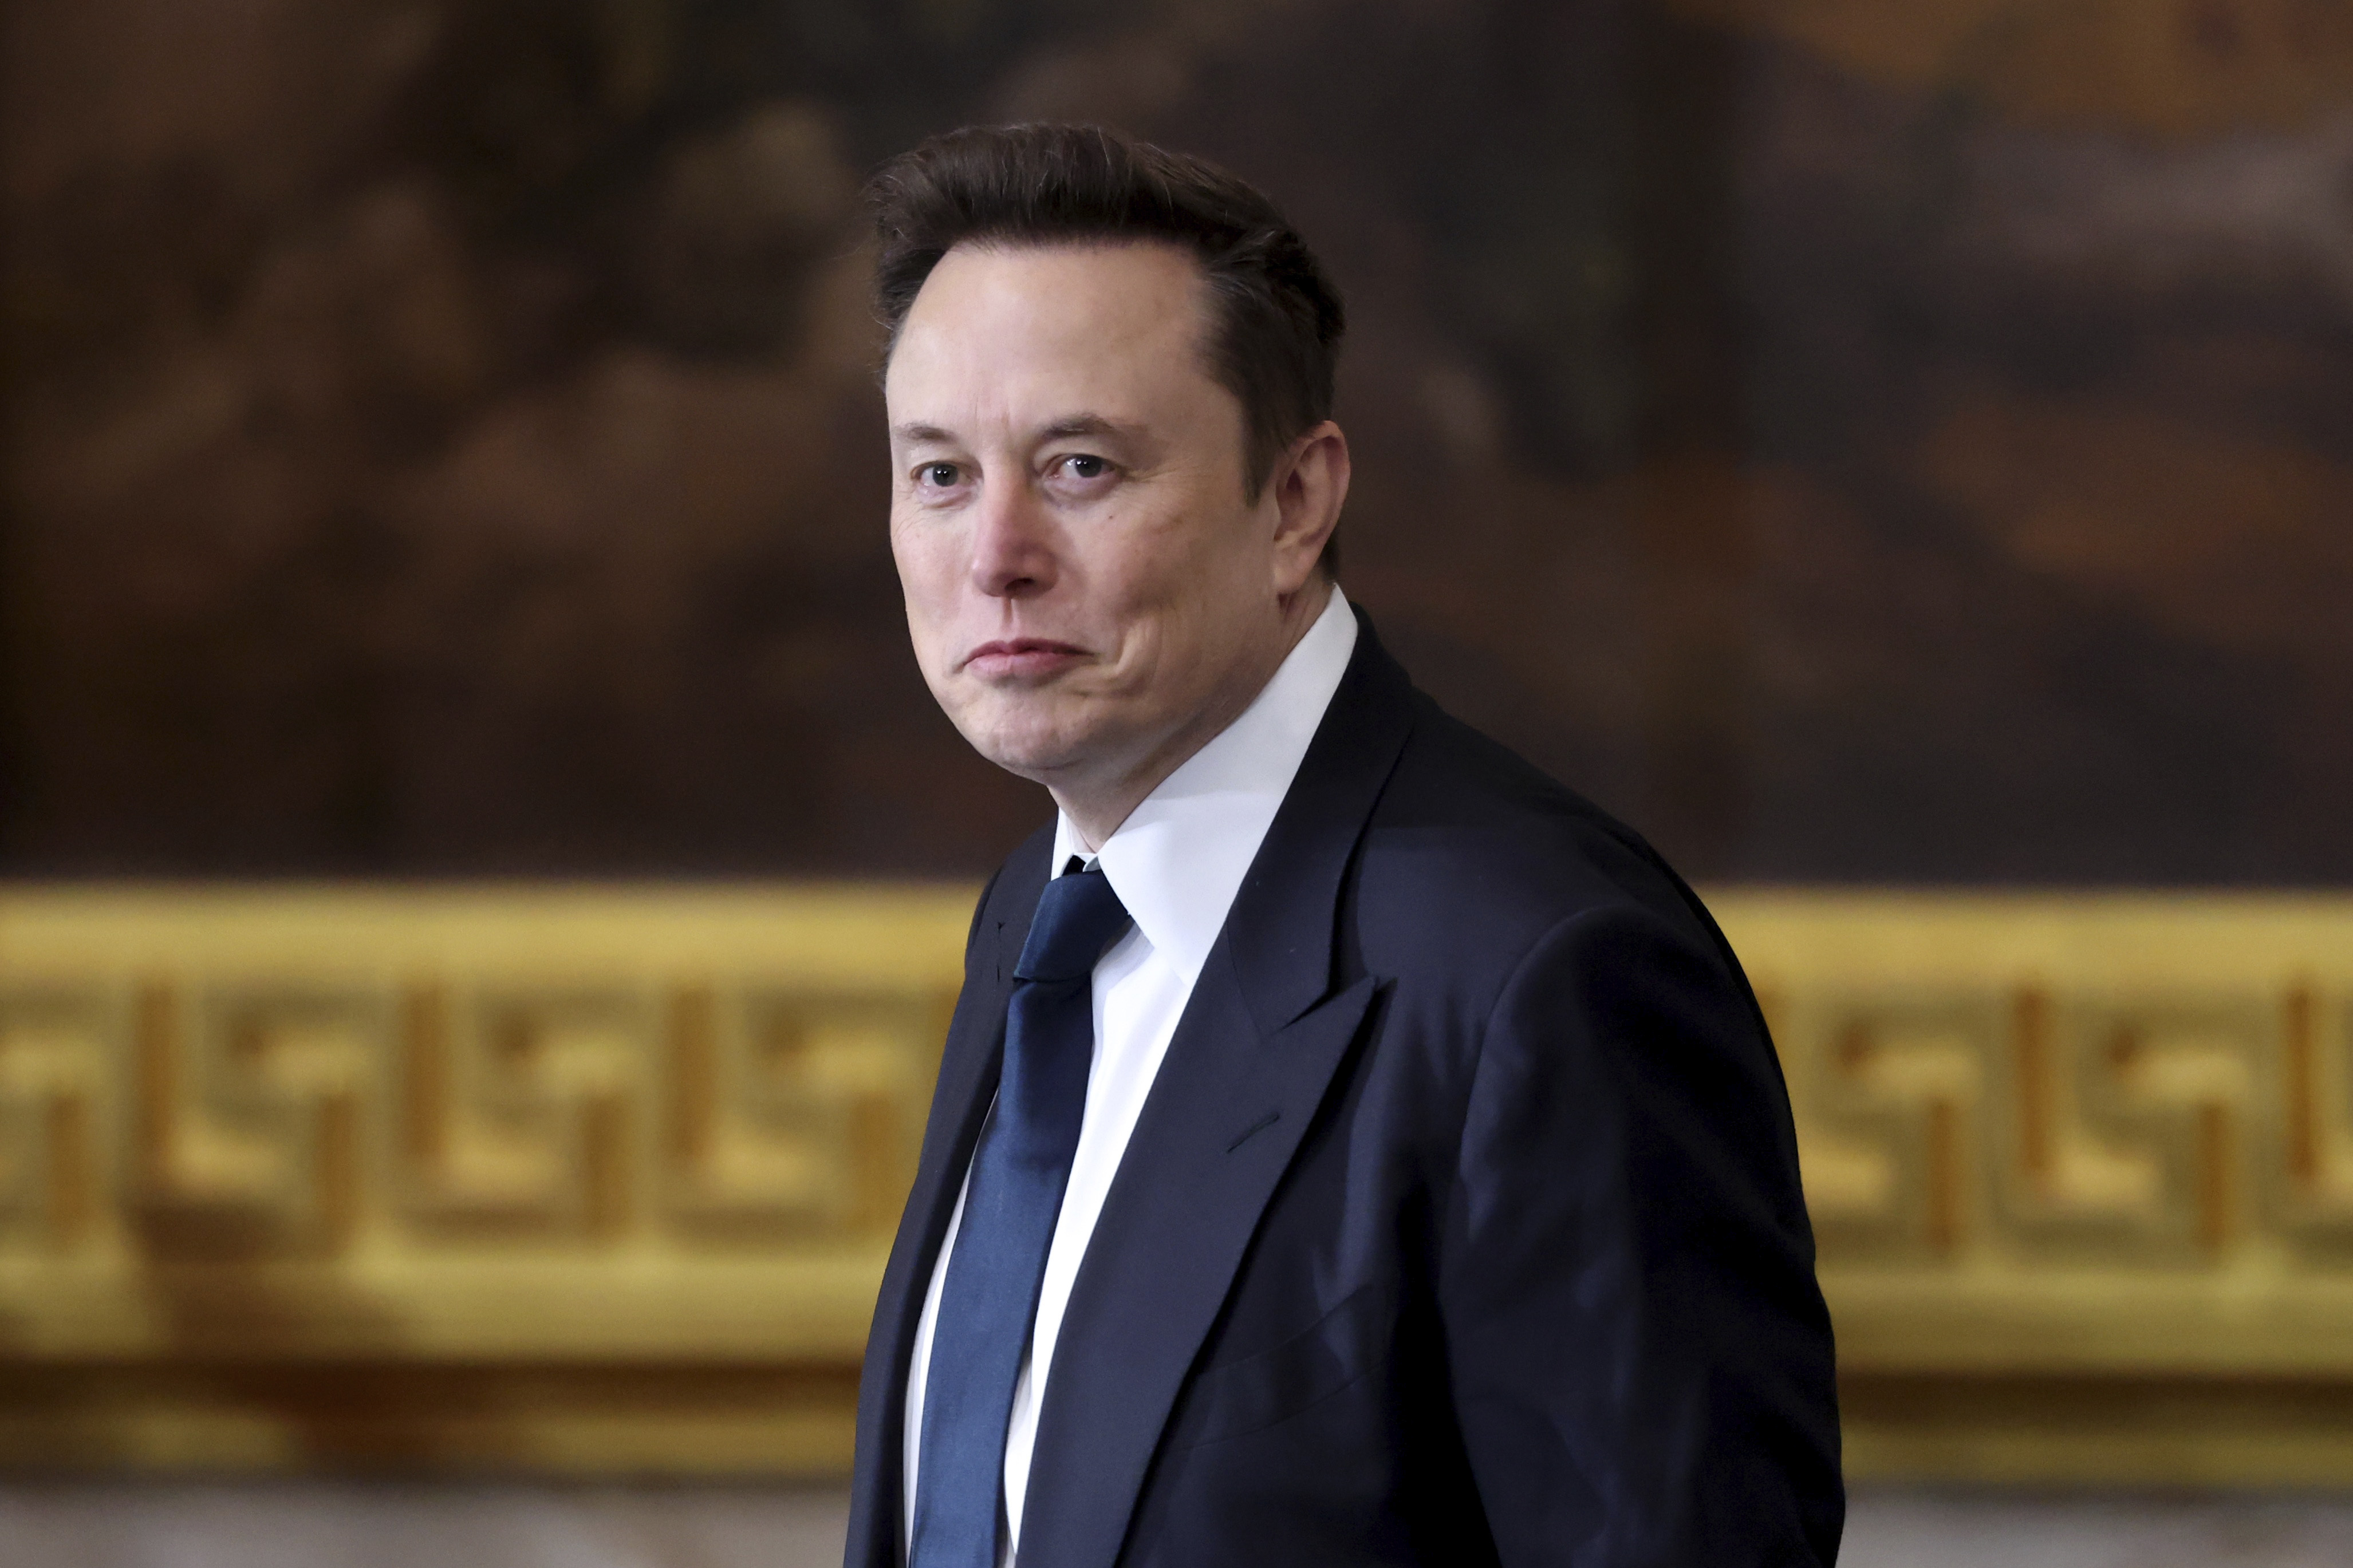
[911,859,1132,1567]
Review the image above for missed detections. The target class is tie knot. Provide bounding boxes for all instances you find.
[1014,864,1132,983]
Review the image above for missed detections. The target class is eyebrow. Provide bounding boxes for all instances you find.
[889,414,1142,447]
[1038,415,1134,443]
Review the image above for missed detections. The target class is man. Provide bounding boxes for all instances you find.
[848,123,1842,1567]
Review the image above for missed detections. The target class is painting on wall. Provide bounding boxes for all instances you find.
[5,0,2348,882]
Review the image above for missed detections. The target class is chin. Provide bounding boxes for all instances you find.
[951,697,1098,784]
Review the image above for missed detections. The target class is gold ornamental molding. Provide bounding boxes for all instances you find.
[1724,892,2353,1485]
[2,884,2351,1482]
[0,884,964,1472]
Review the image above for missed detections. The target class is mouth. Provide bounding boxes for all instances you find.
[959,638,1090,680]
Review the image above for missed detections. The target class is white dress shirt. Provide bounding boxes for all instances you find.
[901,586,1359,1560]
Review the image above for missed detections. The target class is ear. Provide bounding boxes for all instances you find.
[1266,421,1351,597]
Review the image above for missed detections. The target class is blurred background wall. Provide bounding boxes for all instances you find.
[8,0,2350,885]
[3,1,2352,1563]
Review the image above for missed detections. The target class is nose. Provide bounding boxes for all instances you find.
[968,476,1057,600]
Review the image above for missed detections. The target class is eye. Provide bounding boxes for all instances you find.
[916,461,960,489]
[1058,454,1109,480]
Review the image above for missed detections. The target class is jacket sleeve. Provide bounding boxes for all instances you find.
[1440,902,1844,1566]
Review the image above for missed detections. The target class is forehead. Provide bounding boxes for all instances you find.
[884,240,1220,420]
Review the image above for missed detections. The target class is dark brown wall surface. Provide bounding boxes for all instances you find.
[3,0,2348,882]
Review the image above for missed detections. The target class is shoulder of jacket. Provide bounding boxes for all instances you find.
[1363,700,1729,976]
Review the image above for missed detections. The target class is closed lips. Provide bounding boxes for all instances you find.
[963,639,1087,671]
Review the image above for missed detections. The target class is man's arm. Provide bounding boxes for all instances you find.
[1440,903,1843,1566]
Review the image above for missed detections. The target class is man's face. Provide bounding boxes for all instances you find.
[885,241,1318,815]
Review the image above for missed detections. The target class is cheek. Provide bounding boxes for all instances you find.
[1152,516,1264,634]
[1118,508,1237,615]
[892,519,958,614]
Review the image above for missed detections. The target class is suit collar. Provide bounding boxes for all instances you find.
[1221,602,1417,1033]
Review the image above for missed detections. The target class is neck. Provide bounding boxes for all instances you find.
[1049,578,1333,850]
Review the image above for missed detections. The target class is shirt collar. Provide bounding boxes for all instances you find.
[1051,586,1358,985]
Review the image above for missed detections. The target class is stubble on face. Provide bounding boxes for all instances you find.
[884,242,1315,838]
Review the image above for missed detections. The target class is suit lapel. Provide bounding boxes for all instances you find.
[1015,609,1418,1567]
[845,831,1053,1568]
[1016,959,1382,1566]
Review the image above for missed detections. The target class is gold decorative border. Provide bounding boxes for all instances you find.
[3,886,2351,1480]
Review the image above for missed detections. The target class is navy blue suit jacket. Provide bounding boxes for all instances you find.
[848,610,1843,1566]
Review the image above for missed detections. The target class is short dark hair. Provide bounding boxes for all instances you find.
[865,123,1346,568]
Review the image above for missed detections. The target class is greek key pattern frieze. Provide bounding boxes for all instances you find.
[3,888,2351,1379]
[0,977,945,1262]
[1772,982,2353,1267]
